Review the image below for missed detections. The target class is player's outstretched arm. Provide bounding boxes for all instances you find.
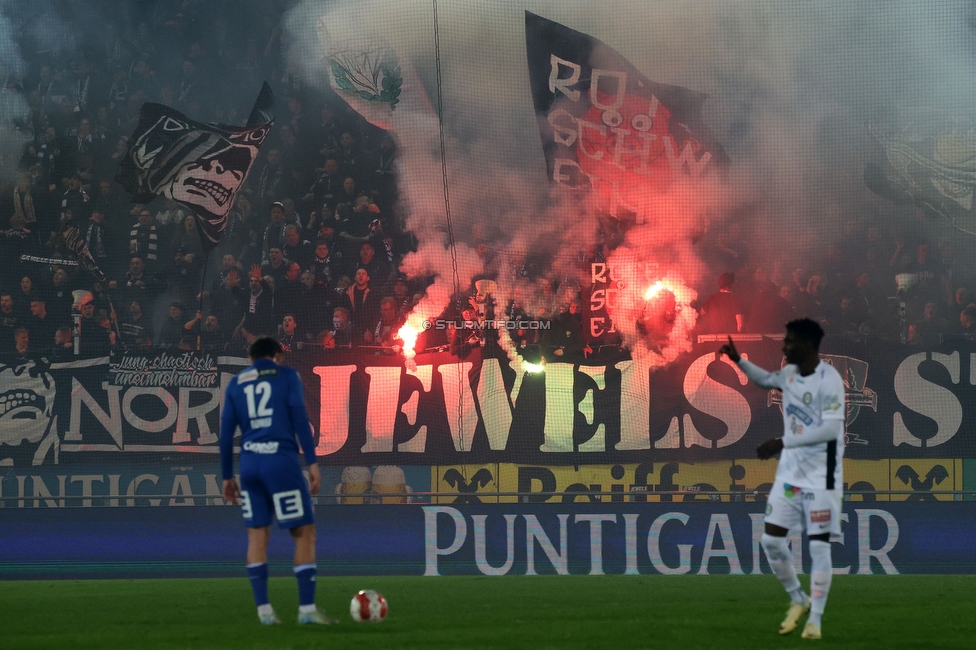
[719,336,783,389]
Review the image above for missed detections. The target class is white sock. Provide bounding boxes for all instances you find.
[808,540,833,626]
[761,533,805,604]
[299,604,318,614]
[257,603,274,617]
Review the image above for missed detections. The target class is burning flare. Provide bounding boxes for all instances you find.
[644,281,667,300]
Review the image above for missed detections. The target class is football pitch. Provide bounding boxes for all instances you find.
[2,575,974,649]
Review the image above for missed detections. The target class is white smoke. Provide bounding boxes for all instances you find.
[286,0,976,357]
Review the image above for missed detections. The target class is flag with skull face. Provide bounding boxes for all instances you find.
[116,82,275,250]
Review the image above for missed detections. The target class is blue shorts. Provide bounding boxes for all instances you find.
[238,451,315,530]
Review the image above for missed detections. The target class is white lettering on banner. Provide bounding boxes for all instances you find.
[478,359,515,451]
[857,509,899,575]
[548,55,581,101]
[421,508,902,576]
[663,137,711,177]
[45,346,976,459]
[126,474,159,506]
[122,388,178,433]
[683,355,751,449]
[540,364,574,453]
[553,158,590,186]
[615,358,650,450]
[363,366,400,453]
[313,365,356,455]
[577,118,607,160]
[67,379,122,445]
[2,473,226,508]
[577,367,608,452]
[525,514,569,575]
[590,69,627,115]
[424,506,467,576]
[893,352,961,448]
[174,388,219,445]
[834,513,852,574]
[30,474,66,508]
[472,514,516,576]
[623,513,639,575]
[398,365,433,452]
[575,514,617,575]
[548,108,577,146]
[169,475,193,506]
[438,362,477,452]
[70,475,103,508]
[648,512,692,575]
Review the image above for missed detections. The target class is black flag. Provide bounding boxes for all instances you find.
[525,12,727,222]
[116,83,275,250]
[865,118,976,236]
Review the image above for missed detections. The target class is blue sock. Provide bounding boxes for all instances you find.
[294,564,317,607]
[246,563,269,607]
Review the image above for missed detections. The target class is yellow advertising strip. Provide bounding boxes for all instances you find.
[431,460,964,503]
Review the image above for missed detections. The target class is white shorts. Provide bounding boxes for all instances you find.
[765,479,842,537]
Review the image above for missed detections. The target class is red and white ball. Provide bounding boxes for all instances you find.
[350,589,388,623]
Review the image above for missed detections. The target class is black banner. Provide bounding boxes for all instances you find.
[116,83,275,250]
[865,116,976,237]
[3,340,976,468]
[525,12,728,222]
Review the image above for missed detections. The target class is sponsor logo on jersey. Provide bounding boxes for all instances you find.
[785,404,814,425]
[802,392,813,405]
[258,368,278,377]
[237,369,259,383]
[810,509,831,523]
[823,393,842,412]
[243,440,279,454]
[783,484,803,498]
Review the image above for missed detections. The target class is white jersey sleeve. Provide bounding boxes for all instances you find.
[737,359,786,390]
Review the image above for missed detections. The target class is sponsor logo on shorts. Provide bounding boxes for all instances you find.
[243,441,279,454]
[810,509,831,523]
[784,484,803,499]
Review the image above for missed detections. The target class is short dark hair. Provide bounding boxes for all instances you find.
[249,336,283,359]
[718,272,735,290]
[786,318,825,349]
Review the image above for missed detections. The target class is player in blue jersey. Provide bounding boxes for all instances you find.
[220,336,337,626]
[721,319,845,641]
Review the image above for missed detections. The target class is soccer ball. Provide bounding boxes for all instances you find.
[350,589,388,623]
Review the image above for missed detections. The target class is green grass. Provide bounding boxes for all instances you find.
[1,575,974,649]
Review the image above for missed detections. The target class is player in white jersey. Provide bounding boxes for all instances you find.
[720,318,845,641]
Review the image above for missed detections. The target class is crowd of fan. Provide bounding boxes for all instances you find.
[2,1,975,364]
[0,0,423,359]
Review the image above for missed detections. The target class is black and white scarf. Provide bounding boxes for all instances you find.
[129,223,158,261]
